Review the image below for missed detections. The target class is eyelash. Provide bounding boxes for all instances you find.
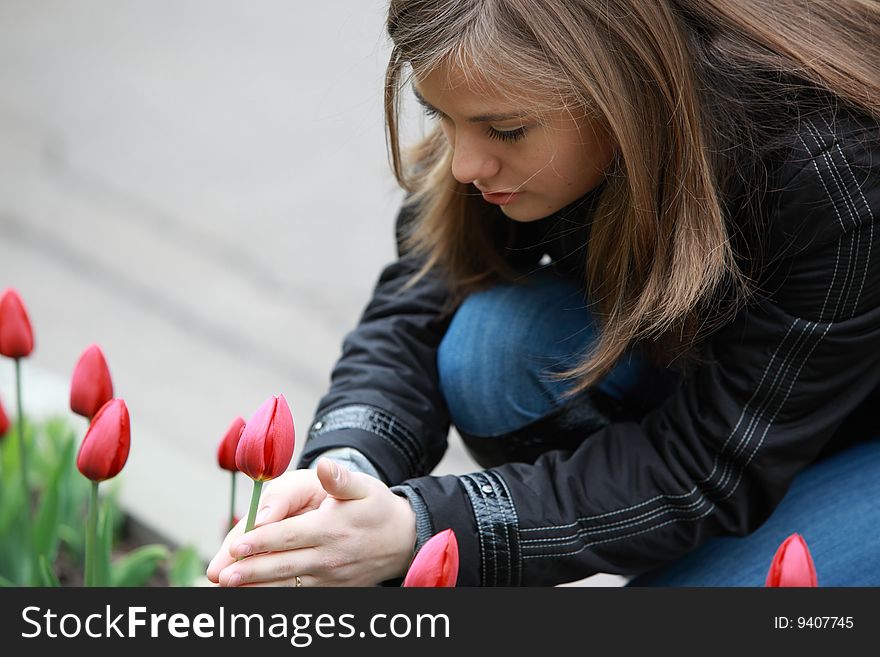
[423,107,528,144]
[488,126,528,143]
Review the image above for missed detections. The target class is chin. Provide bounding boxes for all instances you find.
[500,202,558,223]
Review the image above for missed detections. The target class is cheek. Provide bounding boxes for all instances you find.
[539,148,584,187]
[553,141,611,189]
[523,134,587,187]
[516,145,557,182]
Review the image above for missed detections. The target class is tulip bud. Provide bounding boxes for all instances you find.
[70,344,114,419]
[217,416,246,471]
[0,395,9,439]
[76,398,131,482]
[765,533,818,587]
[236,395,295,481]
[403,528,459,587]
[0,288,35,359]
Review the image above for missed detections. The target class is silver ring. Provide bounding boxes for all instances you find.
[295,575,302,588]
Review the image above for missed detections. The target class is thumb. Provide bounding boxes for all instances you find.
[250,469,327,528]
[316,457,371,501]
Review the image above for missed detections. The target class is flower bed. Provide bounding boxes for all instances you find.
[0,414,203,587]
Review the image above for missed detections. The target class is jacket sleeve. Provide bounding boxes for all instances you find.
[297,204,455,484]
[401,114,880,585]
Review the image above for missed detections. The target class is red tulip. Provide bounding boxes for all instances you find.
[0,396,9,438]
[0,288,35,358]
[70,344,114,419]
[76,399,131,482]
[765,533,818,587]
[235,394,295,481]
[217,416,246,471]
[403,528,459,587]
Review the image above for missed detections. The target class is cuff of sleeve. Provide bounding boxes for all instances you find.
[404,471,522,587]
[297,405,427,485]
[390,484,434,556]
[305,447,381,479]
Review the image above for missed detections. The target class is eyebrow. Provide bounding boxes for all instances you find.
[412,86,527,123]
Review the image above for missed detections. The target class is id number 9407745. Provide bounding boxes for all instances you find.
[773,616,854,629]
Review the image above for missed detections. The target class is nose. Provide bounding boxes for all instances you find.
[450,134,501,185]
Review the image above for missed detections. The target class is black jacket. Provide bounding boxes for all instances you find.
[299,108,880,586]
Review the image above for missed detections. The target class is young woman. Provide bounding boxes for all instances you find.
[208,0,880,587]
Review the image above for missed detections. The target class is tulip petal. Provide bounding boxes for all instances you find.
[236,395,295,481]
[403,529,459,587]
[217,416,246,471]
[70,344,114,419]
[765,533,818,587]
[237,396,276,479]
[265,394,295,479]
[76,399,131,482]
[0,288,35,359]
[0,396,9,438]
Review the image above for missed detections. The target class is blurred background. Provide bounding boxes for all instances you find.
[0,0,623,585]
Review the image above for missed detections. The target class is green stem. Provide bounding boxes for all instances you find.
[229,471,237,532]
[15,358,37,583]
[85,481,99,587]
[244,479,264,534]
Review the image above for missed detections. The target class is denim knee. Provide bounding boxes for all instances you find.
[438,271,645,437]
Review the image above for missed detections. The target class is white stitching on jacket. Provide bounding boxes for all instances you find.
[459,470,523,585]
[804,121,862,317]
[519,319,799,535]
[818,116,875,315]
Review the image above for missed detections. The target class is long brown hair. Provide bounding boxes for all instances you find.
[384,0,880,397]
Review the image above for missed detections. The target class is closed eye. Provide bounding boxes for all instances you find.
[422,106,442,119]
[486,126,527,143]
[422,106,528,144]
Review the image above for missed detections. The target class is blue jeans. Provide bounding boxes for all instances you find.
[437,269,880,586]
[438,270,676,437]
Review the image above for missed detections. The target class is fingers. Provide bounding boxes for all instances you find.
[228,513,321,559]
[206,515,250,582]
[217,547,319,587]
[316,458,372,501]
[207,509,320,582]
[206,470,327,582]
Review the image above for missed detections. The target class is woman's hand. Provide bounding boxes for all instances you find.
[206,467,329,583]
[206,458,417,587]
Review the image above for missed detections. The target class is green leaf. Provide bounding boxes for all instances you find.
[111,544,169,587]
[0,472,27,583]
[32,484,59,585]
[0,574,16,587]
[169,545,205,587]
[45,416,77,449]
[57,525,77,543]
[56,470,91,559]
[38,555,60,587]
[30,418,55,480]
[0,470,24,536]
[51,433,85,558]
[33,436,75,564]
[2,421,21,479]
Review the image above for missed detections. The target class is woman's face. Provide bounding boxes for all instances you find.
[414,62,616,222]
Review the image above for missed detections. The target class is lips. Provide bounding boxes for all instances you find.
[480,191,521,206]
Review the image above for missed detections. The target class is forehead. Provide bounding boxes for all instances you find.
[414,60,541,111]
